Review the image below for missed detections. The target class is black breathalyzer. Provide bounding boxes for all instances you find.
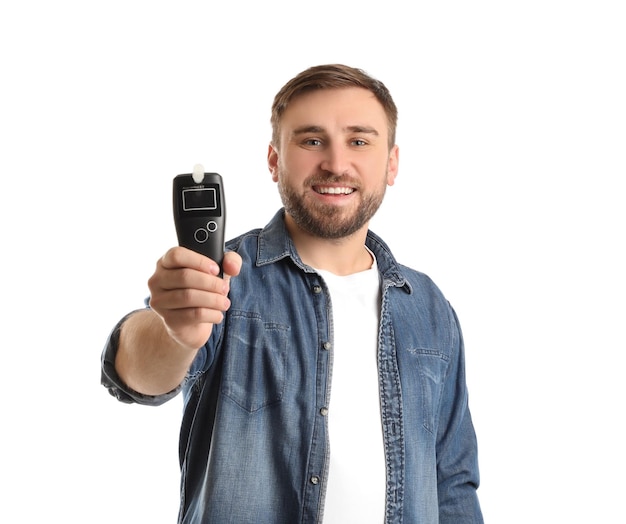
[173,164,225,273]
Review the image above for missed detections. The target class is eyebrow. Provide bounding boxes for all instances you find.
[291,125,380,136]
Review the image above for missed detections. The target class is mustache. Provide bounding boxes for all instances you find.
[305,173,360,188]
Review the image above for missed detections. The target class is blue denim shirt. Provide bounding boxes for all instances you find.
[102,209,483,523]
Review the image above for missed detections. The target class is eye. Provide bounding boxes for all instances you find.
[351,138,368,146]
[303,138,322,147]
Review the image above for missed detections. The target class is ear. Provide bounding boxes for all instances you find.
[267,143,279,182]
[386,145,399,186]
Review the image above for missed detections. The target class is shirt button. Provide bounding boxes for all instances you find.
[322,341,331,351]
[320,407,329,416]
[312,285,322,294]
[310,476,320,485]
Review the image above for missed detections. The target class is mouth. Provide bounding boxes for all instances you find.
[313,185,355,195]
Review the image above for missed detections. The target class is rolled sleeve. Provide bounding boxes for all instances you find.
[100,310,181,406]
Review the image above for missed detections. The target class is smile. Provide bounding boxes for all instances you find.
[314,186,355,195]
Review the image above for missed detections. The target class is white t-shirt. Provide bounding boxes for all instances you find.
[314,255,386,523]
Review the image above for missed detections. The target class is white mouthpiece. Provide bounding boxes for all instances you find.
[192,164,205,184]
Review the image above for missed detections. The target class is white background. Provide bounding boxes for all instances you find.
[2,1,624,522]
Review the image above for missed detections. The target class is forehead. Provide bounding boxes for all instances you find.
[280,87,388,136]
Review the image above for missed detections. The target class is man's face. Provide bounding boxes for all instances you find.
[268,87,399,239]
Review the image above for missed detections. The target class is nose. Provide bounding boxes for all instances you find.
[319,143,350,176]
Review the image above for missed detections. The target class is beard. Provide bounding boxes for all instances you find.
[277,170,388,239]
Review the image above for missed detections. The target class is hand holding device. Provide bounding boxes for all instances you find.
[173,164,226,273]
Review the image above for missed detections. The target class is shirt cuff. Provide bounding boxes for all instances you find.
[100,310,181,406]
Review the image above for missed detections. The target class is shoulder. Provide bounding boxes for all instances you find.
[226,227,263,258]
[366,230,449,302]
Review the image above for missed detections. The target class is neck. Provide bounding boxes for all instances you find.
[284,214,373,275]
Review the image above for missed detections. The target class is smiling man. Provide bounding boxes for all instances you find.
[102,64,484,523]
[271,87,397,256]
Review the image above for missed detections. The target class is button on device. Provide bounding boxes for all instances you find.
[194,228,209,243]
[207,220,218,232]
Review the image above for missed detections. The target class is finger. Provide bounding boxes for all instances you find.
[160,267,227,293]
[160,246,221,275]
[150,287,231,313]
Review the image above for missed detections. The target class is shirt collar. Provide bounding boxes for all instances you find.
[256,208,410,292]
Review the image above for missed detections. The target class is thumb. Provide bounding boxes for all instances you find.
[222,251,242,289]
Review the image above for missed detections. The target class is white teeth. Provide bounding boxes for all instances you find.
[316,187,354,195]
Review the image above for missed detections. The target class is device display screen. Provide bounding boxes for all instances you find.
[183,187,217,211]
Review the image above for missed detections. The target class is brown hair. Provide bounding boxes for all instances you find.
[270,64,398,149]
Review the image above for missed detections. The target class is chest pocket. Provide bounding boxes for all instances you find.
[221,310,290,413]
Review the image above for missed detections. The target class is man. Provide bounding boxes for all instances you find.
[102,64,483,523]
